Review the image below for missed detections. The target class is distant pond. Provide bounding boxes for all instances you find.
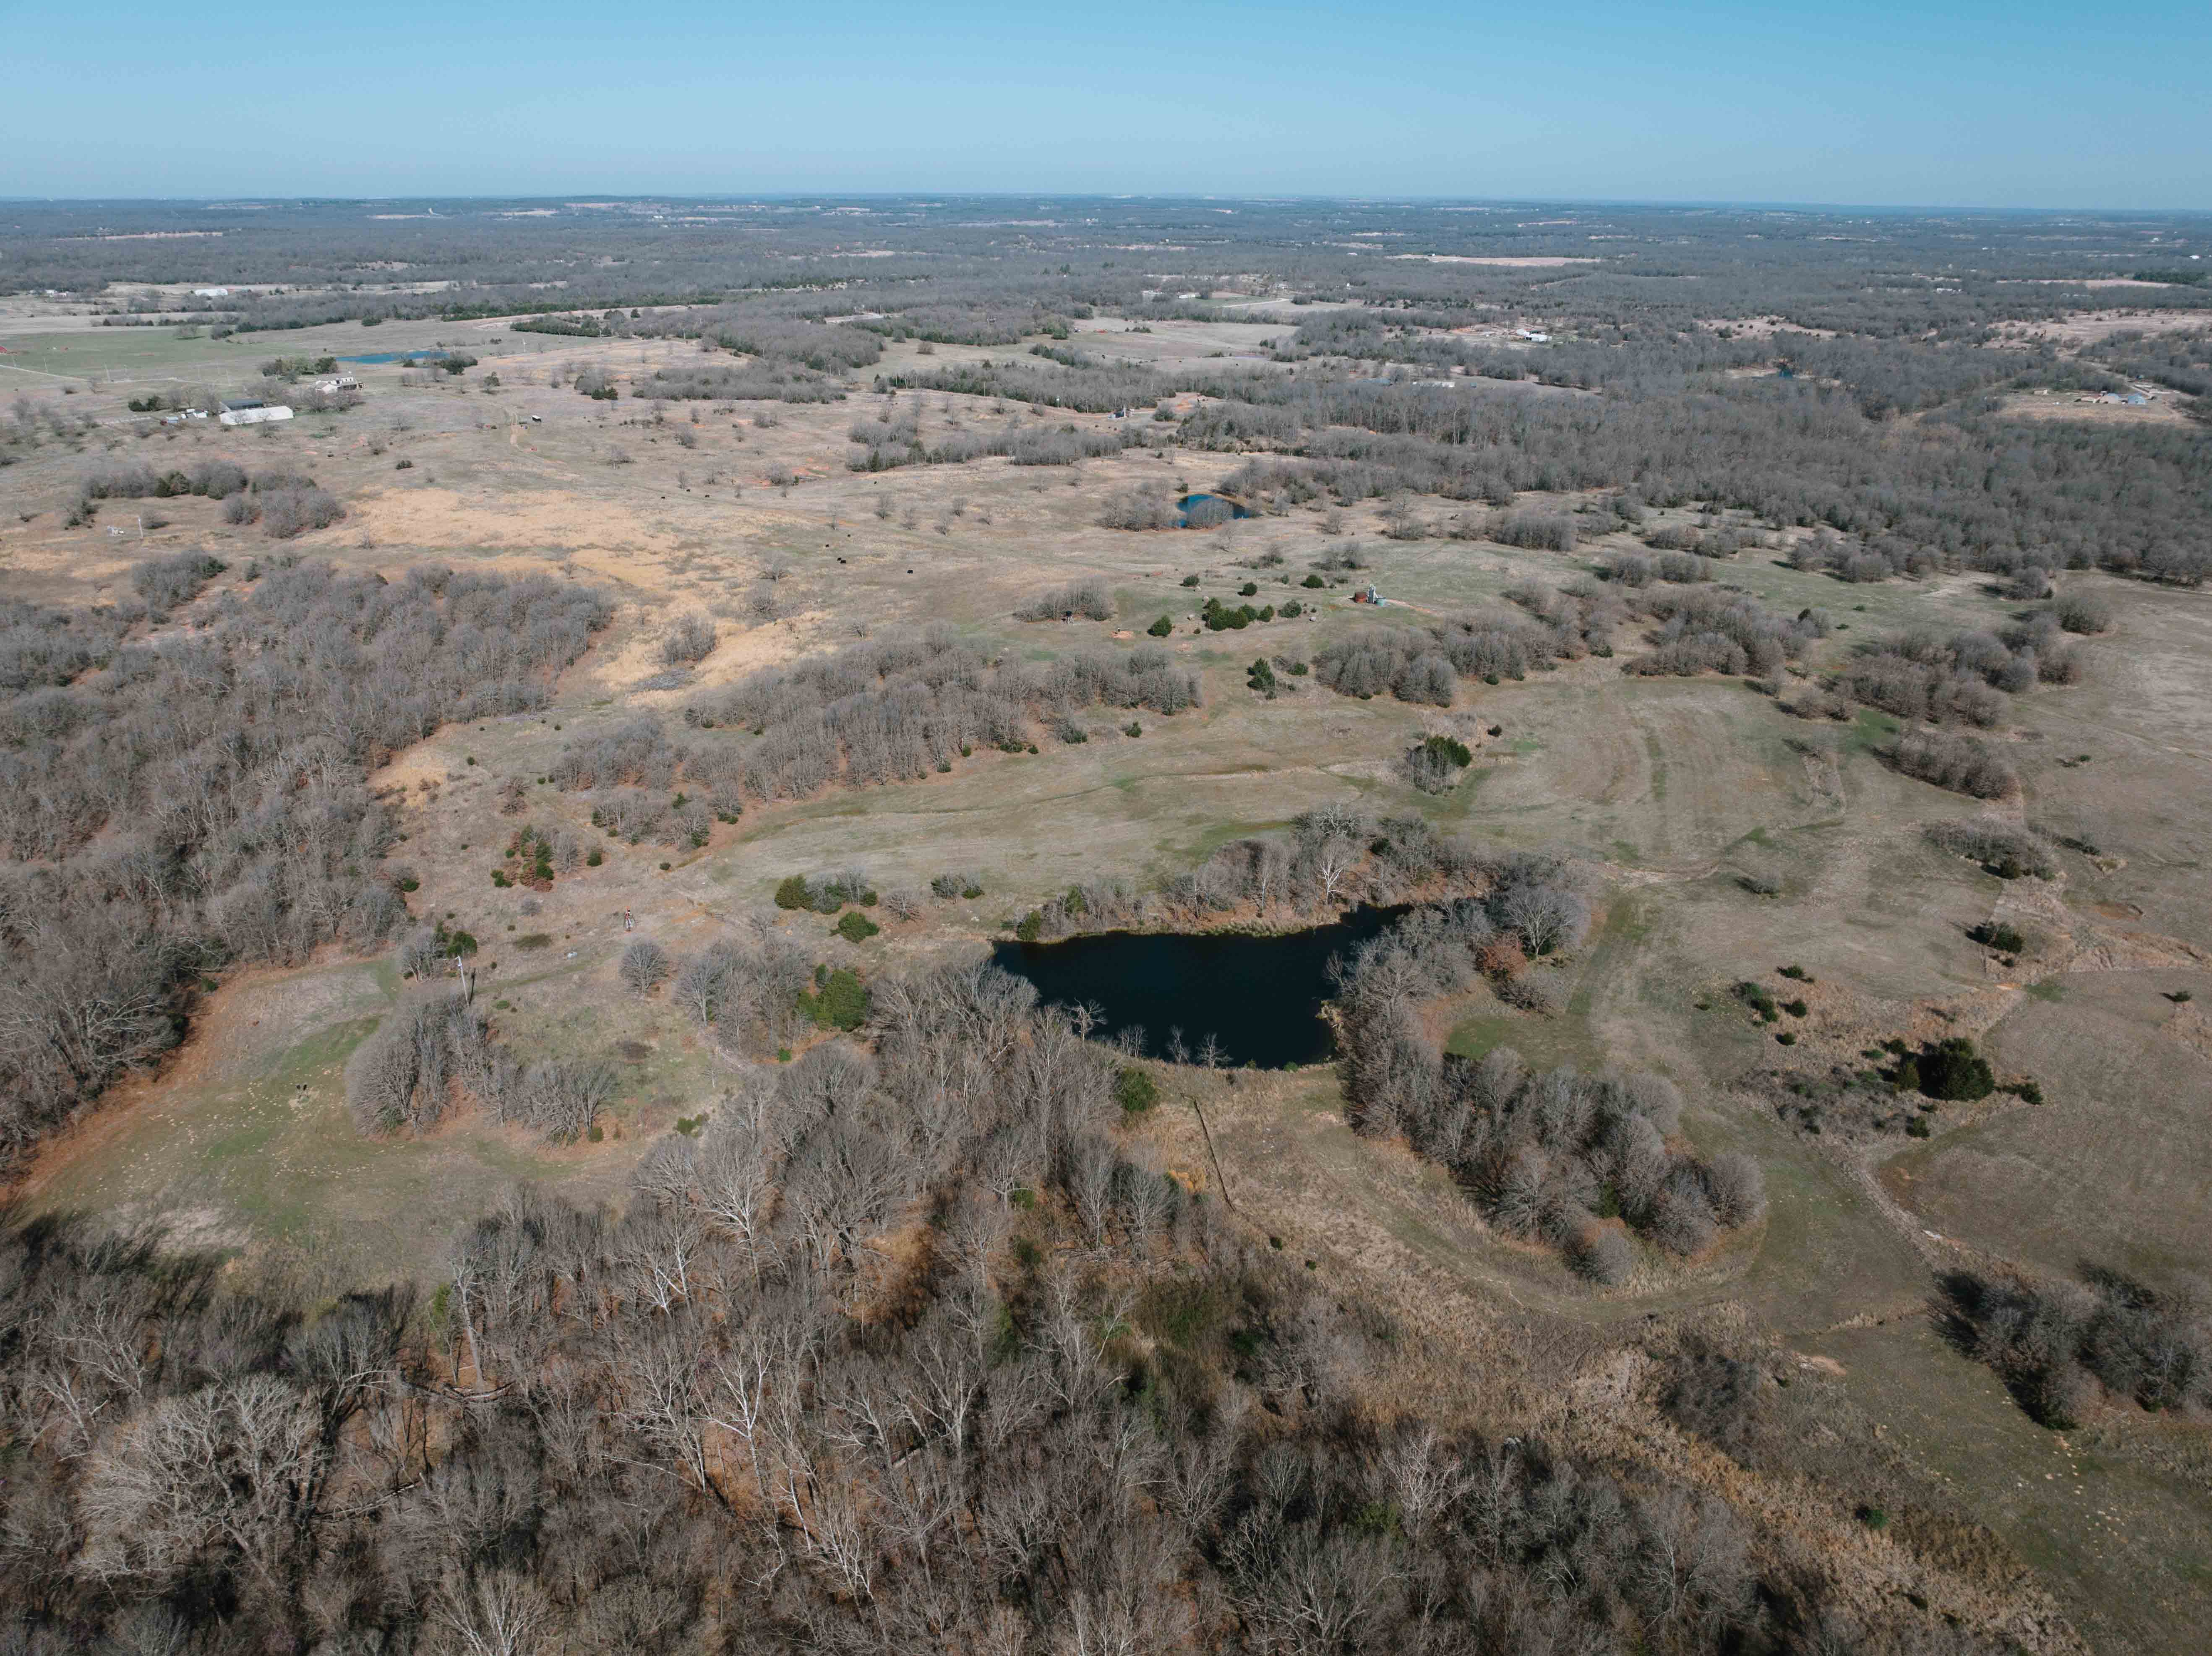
[1177,492,1254,528]
[336,350,455,365]
[991,906,1409,1068]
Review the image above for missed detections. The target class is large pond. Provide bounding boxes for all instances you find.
[991,906,1407,1068]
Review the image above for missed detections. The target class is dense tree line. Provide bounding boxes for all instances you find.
[630,311,885,371]
[540,633,1202,828]
[847,405,1137,470]
[895,336,2212,585]
[632,364,851,404]
[1940,1263,2212,1428]
[0,561,611,1167]
[1884,730,2017,799]
[880,356,1250,414]
[1008,808,1489,953]
[0,957,2005,1653]
[558,632,1203,807]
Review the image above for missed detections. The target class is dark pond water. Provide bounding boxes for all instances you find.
[336,350,454,365]
[991,906,1408,1068]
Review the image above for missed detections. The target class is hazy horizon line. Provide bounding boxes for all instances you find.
[4,192,2209,217]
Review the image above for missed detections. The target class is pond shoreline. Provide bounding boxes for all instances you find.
[992,902,1416,1068]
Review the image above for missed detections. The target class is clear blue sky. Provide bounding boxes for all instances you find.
[4,0,2207,207]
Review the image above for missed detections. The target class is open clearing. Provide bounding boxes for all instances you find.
[1998,389,2195,426]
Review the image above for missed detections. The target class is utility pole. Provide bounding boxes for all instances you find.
[1189,1033,1238,1211]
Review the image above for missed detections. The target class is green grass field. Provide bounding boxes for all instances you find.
[21,956,663,1282]
[0,328,258,383]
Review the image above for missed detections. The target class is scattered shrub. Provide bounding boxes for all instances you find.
[1923,820,2057,880]
[1097,490,1182,530]
[1484,512,1577,552]
[130,551,225,617]
[259,484,345,540]
[619,939,672,995]
[1915,1037,1995,1101]
[798,966,871,1030]
[1402,733,1473,793]
[2053,591,2113,635]
[1568,1224,1635,1285]
[1735,982,1780,1022]
[660,611,717,664]
[1114,1065,1159,1114]
[1017,580,1114,622]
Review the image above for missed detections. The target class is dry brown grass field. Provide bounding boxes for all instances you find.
[5,305,2210,1652]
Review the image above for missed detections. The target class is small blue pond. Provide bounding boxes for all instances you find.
[336,350,456,365]
[991,905,1409,1068]
[1176,492,1253,529]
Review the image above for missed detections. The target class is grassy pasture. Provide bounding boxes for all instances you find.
[0,327,255,380]
[1812,1320,2212,1656]
[17,951,688,1284]
[1881,968,2212,1292]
